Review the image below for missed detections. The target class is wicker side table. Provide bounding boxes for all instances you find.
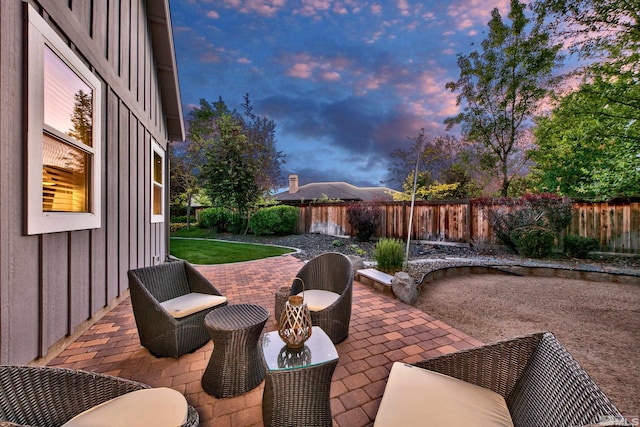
[202,303,269,398]
[274,286,290,324]
[260,326,339,427]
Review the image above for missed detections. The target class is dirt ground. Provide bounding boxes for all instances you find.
[415,272,640,417]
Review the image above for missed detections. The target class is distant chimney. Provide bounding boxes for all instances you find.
[288,174,299,194]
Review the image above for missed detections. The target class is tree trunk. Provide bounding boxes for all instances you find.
[186,193,192,228]
[501,161,509,197]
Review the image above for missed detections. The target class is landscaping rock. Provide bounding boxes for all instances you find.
[392,272,417,305]
[347,255,365,274]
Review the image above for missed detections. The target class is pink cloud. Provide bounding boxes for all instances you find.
[221,0,285,17]
[206,10,220,19]
[371,4,382,15]
[288,63,314,79]
[237,57,252,64]
[447,0,510,32]
[200,51,221,63]
[333,3,348,14]
[283,53,352,81]
[294,0,332,17]
[396,0,410,17]
[321,71,341,81]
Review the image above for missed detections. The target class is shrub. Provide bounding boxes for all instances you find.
[522,193,574,233]
[348,244,367,256]
[488,194,573,250]
[564,235,599,258]
[510,226,555,258]
[170,214,196,224]
[492,207,545,250]
[249,205,298,236]
[332,239,346,247]
[346,202,380,242]
[198,207,230,231]
[170,223,190,233]
[227,211,247,234]
[374,238,404,274]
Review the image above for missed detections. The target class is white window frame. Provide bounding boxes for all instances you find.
[151,139,165,223]
[26,5,102,234]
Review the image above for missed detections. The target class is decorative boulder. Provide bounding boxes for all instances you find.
[392,272,417,305]
[347,255,365,274]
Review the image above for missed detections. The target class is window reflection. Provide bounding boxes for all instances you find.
[42,45,93,213]
[153,151,163,216]
[42,133,88,212]
[43,45,93,147]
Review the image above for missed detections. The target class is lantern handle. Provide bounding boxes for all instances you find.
[292,277,305,300]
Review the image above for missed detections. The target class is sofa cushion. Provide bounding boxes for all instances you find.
[160,293,227,319]
[297,289,340,312]
[61,387,188,427]
[374,362,514,427]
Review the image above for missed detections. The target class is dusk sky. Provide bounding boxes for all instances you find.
[170,0,514,189]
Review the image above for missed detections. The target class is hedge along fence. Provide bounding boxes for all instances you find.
[291,200,640,254]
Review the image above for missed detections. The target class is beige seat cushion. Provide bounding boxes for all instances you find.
[297,289,340,312]
[61,387,188,427]
[160,293,227,319]
[374,362,514,427]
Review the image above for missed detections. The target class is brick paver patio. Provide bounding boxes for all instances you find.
[48,255,482,426]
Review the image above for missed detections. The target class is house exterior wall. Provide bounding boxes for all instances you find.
[0,0,181,364]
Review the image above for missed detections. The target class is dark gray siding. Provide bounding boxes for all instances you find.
[0,0,180,364]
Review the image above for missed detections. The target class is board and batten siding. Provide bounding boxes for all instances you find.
[0,1,182,364]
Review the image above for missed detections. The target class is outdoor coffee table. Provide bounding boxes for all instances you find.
[201,303,269,398]
[260,326,339,427]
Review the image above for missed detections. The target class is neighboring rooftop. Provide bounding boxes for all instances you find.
[274,174,398,203]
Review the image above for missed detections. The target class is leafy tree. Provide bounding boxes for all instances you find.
[169,144,200,227]
[441,161,483,199]
[392,170,463,201]
[531,76,640,200]
[389,131,485,199]
[201,113,261,216]
[529,0,639,201]
[240,94,286,193]
[388,133,462,188]
[183,96,285,225]
[534,0,639,77]
[445,0,563,196]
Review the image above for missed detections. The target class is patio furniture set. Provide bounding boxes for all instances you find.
[0,253,631,426]
[128,252,354,427]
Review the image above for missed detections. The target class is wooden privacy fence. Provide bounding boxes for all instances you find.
[293,200,640,254]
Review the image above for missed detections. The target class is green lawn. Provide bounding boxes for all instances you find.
[169,237,294,264]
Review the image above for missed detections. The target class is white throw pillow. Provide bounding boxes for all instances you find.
[297,289,340,312]
[61,387,188,427]
[160,293,227,318]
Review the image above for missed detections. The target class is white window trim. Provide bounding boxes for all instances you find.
[26,5,102,235]
[151,139,165,223]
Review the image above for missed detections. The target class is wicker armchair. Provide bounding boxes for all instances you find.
[290,252,353,344]
[0,365,199,427]
[128,261,227,358]
[383,332,630,427]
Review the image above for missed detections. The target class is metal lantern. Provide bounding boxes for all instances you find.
[278,278,312,349]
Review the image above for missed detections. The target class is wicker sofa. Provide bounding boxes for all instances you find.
[0,365,199,426]
[128,261,227,358]
[375,332,631,427]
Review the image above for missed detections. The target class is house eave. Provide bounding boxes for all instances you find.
[146,0,185,142]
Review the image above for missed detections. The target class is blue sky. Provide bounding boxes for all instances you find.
[171,0,512,189]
